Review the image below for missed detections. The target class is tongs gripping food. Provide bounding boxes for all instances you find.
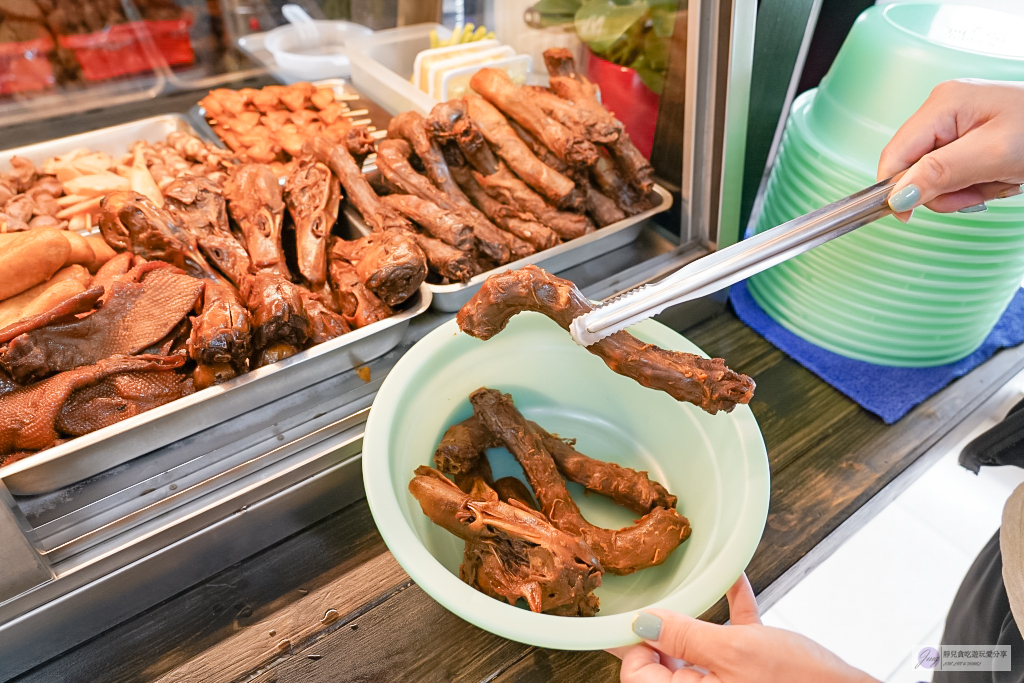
[569,175,900,347]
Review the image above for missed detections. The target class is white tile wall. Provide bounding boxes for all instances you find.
[760,448,1024,682]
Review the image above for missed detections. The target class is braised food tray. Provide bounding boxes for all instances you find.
[346,183,673,312]
[0,116,432,495]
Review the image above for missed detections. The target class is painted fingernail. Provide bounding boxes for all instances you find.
[633,612,662,640]
[958,202,988,213]
[888,184,921,213]
[997,185,1024,200]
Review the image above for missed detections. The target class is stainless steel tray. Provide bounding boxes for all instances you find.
[0,284,429,496]
[0,113,433,495]
[345,183,673,312]
[0,114,201,167]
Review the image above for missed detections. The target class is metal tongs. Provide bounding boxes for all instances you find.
[569,175,901,347]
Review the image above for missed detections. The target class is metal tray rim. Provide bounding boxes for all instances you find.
[0,283,431,484]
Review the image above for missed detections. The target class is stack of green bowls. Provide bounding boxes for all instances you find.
[747,3,1024,367]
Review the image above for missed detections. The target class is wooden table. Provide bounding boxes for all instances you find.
[18,307,1024,683]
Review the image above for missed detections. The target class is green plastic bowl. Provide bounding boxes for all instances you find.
[362,313,770,650]
[807,3,1024,167]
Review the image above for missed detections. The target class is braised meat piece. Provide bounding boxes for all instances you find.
[379,194,475,252]
[434,415,500,475]
[188,280,252,371]
[521,85,619,145]
[470,388,690,575]
[469,68,598,169]
[329,232,427,307]
[463,95,579,209]
[1,263,204,384]
[223,164,290,278]
[99,191,217,279]
[375,139,530,263]
[387,111,465,198]
[408,233,481,284]
[298,290,350,344]
[164,177,253,287]
[493,476,540,510]
[55,370,195,437]
[584,181,627,227]
[449,163,560,250]
[284,157,341,287]
[0,369,18,399]
[458,267,756,415]
[453,119,593,241]
[305,136,413,234]
[530,421,677,515]
[543,48,654,195]
[591,151,649,217]
[240,272,310,352]
[328,260,391,329]
[0,354,185,455]
[409,466,602,616]
[0,287,104,345]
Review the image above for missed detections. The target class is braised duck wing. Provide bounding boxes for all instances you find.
[387,111,465,198]
[1,263,204,384]
[224,164,290,278]
[164,176,253,287]
[284,157,341,287]
[55,370,195,437]
[408,232,480,284]
[328,259,391,329]
[329,232,426,307]
[240,272,310,353]
[470,388,690,576]
[0,354,185,455]
[409,465,602,616]
[458,266,756,415]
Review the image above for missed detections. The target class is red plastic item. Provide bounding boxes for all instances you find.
[58,15,194,81]
[0,36,55,95]
[582,48,660,159]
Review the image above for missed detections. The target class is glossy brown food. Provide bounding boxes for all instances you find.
[188,280,252,370]
[305,136,413,234]
[529,421,677,515]
[470,388,690,575]
[328,259,392,329]
[100,191,217,279]
[163,177,253,287]
[240,272,310,352]
[0,286,104,345]
[329,232,427,307]
[469,68,598,169]
[1,263,204,384]
[298,290,351,344]
[409,465,602,616]
[463,95,579,209]
[493,476,540,510]
[223,164,289,278]
[410,232,480,283]
[543,48,653,195]
[0,354,185,455]
[284,157,341,286]
[375,138,529,263]
[458,266,756,414]
[55,370,195,437]
[434,415,500,475]
[380,194,475,252]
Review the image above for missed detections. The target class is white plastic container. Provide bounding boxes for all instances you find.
[263,20,372,80]
[347,23,449,115]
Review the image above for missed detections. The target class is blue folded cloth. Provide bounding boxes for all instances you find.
[729,280,1024,424]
